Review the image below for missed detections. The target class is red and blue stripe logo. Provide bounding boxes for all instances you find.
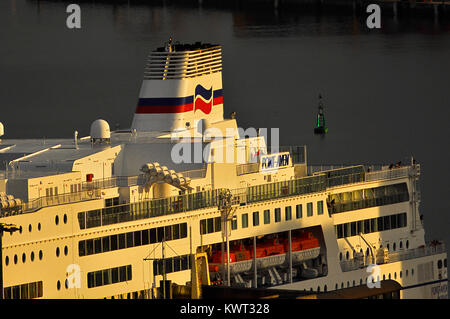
[136,85,223,114]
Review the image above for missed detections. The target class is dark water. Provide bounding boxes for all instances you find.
[1,1,449,253]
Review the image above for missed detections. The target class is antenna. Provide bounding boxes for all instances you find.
[74,131,78,150]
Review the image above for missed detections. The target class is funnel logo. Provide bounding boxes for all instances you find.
[194,85,213,114]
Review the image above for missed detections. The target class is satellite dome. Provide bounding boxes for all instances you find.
[90,119,111,143]
[0,122,4,137]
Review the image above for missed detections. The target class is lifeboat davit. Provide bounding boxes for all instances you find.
[208,232,320,274]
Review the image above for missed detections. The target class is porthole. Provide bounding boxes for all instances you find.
[400,271,402,278]
[393,243,396,251]
[39,250,43,260]
[55,215,59,225]
[388,273,391,280]
[324,285,327,292]
[438,260,443,269]
[65,279,69,289]
[339,252,343,261]
[28,224,32,232]
[56,247,60,257]
[335,283,338,290]
[31,251,35,262]
[406,269,409,277]
[341,282,344,289]
[406,240,409,249]
[57,280,61,291]
[64,246,68,256]
[387,244,390,251]
[5,256,9,266]
[411,268,414,276]
[14,254,18,264]
[22,253,26,263]
[38,223,41,231]
[394,272,397,279]
[346,251,349,260]
[63,214,67,224]
[383,274,386,280]
[360,278,363,285]
[352,280,355,287]
[399,241,403,249]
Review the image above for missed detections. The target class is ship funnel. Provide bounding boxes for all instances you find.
[131,41,224,132]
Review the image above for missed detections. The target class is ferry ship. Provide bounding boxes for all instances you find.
[0,41,447,299]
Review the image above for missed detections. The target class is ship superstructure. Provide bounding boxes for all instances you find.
[0,42,447,299]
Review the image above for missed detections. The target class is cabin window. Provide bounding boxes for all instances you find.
[317,201,324,215]
[383,216,391,230]
[307,202,313,217]
[200,220,207,235]
[157,227,165,242]
[134,231,142,246]
[164,226,172,241]
[79,241,86,256]
[86,240,94,255]
[172,225,180,240]
[285,206,292,221]
[336,225,344,239]
[94,238,102,254]
[350,222,357,237]
[231,218,237,230]
[296,204,302,218]
[343,223,350,237]
[274,208,281,222]
[253,211,260,226]
[214,217,221,232]
[110,235,118,250]
[242,213,249,228]
[264,209,270,224]
[118,234,126,249]
[141,230,150,245]
[207,219,214,233]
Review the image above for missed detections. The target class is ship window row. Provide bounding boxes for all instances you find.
[153,254,191,276]
[329,183,409,214]
[87,265,132,288]
[78,222,188,256]
[229,201,324,230]
[200,217,221,235]
[335,212,407,239]
[3,281,43,299]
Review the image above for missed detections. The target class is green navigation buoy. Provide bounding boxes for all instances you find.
[314,94,328,135]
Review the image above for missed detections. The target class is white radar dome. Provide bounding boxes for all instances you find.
[90,119,111,143]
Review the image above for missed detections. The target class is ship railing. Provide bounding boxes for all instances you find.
[308,164,416,188]
[179,168,207,179]
[21,188,102,214]
[365,166,411,182]
[340,242,446,272]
